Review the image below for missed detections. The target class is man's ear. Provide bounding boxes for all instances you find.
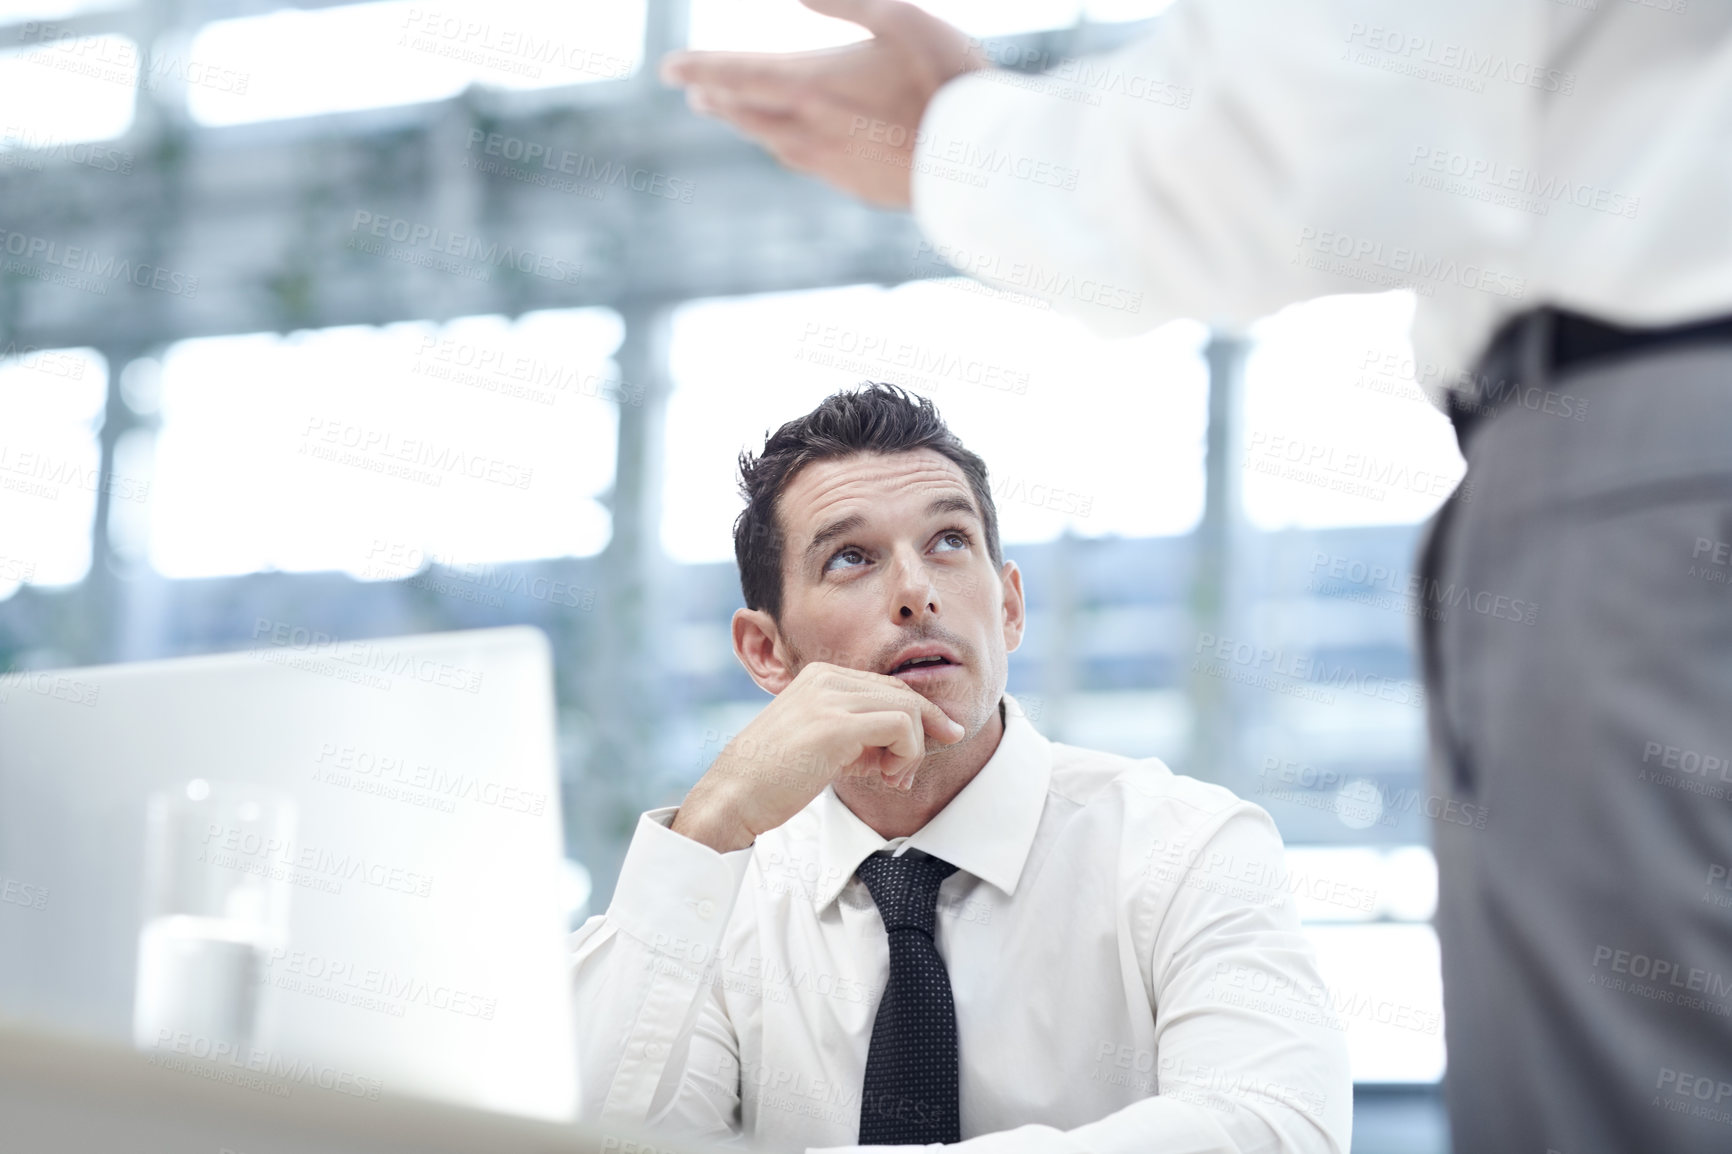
[1000,560,1026,654]
[733,607,797,693]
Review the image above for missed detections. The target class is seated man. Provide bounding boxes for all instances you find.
[570,383,1350,1154]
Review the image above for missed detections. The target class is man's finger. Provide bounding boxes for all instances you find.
[661,50,836,110]
[853,710,924,776]
[917,698,967,745]
[800,0,910,38]
[882,685,965,745]
[697,101,820,169]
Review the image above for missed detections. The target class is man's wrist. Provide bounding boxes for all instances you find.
[670,785,753,854]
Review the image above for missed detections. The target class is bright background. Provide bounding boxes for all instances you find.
[1,2,1462,1144]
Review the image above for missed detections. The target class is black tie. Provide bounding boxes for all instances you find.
[855,850,962,1146]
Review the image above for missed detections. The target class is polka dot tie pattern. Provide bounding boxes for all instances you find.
[855,850,962,1146]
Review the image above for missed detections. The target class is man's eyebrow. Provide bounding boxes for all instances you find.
[804,512,866,568]
[926,494,980,523]
[801,496,980,570]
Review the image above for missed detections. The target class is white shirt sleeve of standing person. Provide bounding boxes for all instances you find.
[910,0,1529,342]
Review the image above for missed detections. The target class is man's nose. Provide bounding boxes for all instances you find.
[890,550,942,620]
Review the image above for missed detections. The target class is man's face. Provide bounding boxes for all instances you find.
[762,448,1024,733]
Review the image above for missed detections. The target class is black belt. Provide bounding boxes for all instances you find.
[1449,306,1732,447]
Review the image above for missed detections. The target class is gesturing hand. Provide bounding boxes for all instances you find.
[659,0,992,208]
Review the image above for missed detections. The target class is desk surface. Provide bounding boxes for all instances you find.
[0,1017,738,1154]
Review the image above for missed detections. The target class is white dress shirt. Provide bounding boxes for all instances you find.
[569,697,1351,1154]
[911,0,1732,390]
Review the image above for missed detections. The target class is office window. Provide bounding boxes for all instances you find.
[689,0,1103,52]
[1081,0,1176,20]
[3,1,132,20]
[1241,291,1464,530]
[0,34,136,150]
[187,0,646,127]
[0,347,108,595]
[148,309,621,578]
[1285,846,1445,1083]
[661,280,1207,563]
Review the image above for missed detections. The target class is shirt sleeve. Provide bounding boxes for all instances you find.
[569,806,757,1141]
[910,0,1527,338]
[805,804,1352,1154]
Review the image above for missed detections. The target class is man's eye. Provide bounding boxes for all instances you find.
[935,531,970,552]
[825,547,867,571]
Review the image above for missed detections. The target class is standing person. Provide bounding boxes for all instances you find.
[661,3,1732,1152]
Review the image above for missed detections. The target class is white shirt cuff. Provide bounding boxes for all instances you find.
[606,806,754,955]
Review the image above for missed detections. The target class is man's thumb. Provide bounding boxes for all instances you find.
[799,0,910,36]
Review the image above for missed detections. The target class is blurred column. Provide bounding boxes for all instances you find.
[87,0,194,662]
[1185,333,1251,784]
[1040,526,1080,743]
[639,0,692,97]
[568,0,691,907]
[578,304,674,908]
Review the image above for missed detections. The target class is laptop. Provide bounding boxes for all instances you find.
[0,625,576,1121]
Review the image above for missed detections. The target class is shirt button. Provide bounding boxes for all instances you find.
[697,899,716,920]
[645,1042,665,1060]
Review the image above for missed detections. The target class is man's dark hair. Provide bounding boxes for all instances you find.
[733,383,1003,619]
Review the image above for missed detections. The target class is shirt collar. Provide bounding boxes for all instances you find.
[807,695,1051,913]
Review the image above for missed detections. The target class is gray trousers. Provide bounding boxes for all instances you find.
[1420,318,1732,1154]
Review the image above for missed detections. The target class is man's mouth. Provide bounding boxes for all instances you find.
[886,648,961,680]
